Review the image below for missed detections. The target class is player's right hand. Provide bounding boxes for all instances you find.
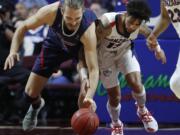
[83,97,97,112]
[4,53,20,70]
[146,33,158,51]
[154,49,167,64]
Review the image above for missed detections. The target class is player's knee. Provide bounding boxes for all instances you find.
[25,85,39,98]
[129,81,143,93]
[109,96,120,107]
[170,74,180,99]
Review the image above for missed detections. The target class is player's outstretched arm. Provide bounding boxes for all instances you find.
[80,22,99,107]
[4,2,58,70]
[139,24,167,64]
[146,0,170,48]
[151,0,171,38]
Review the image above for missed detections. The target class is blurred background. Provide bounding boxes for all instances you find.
[0,0,180,129]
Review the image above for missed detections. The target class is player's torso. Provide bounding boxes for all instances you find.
[163,0,180,37]
[45,8,96,53]
[101,12,139,52]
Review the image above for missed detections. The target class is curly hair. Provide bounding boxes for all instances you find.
[126,0,151,22]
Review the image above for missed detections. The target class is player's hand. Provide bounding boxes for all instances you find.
[78,78,90,108]
[83,96,97,112]
[154,49,167,64]
[4,53,20,70]
[146,33,158,51]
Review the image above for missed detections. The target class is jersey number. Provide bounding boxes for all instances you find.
[168,8,180,23]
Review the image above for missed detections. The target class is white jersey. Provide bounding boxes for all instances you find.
[97,12,141,71]
[97,12,141,88]
[101,12,140,52]
[163,0,180,37]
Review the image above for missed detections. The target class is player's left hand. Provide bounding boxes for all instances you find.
[83,97,97,112]
[154,49,167,64]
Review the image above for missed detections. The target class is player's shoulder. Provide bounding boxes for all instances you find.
[102,11,125,21]
[83,8,97,20]
[84,8,95,14]
[39,2,59,14]
[80,8,97,29]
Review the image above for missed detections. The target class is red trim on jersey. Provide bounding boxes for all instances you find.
[110,21,116,27]
[40,47,44,69]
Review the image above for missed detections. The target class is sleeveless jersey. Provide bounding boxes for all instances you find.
[163,0,180,37]
[44,7,97,58]
[101,12,140,52]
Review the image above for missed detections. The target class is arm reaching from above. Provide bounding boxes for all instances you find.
[4,2,59,70]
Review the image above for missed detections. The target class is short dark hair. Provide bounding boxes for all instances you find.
[0,0,14,14]
[61,0,84,10]
[126,0,151,22]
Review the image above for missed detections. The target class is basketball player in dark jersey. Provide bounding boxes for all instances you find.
[4,0,99,131]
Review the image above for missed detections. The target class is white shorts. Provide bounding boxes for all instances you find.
[98,47,140,89]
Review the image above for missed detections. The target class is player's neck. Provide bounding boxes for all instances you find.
[117,13,130,38]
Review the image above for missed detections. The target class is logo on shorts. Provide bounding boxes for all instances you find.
[103,68,112,77]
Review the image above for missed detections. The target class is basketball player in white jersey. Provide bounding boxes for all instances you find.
[147,0,180,99]
[78,0,166,135]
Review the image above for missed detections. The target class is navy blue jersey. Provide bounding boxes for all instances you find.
[32,8,97,78]
[44,8,97,58]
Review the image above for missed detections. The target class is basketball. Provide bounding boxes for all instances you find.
[71,108,99,135]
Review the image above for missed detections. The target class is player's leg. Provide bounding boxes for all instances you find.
[119,50,158,133]
[23,46,69,131]
[100,65,123,135]
[106,86,123,135]
[23,72,47,131]
[170,51,180,99]
[125,72,147,113]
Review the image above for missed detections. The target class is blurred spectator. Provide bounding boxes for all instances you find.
[23,25,49,56]
[102,0,116,11]
[90,1,107,18]
[15,2,28,21]
[48,70,71,85]
[15,5,49,56]
[88,0,115,12]
[18,0,48,9]
[13,2,28,29]
[115,0,128,12]
[0,0,30,123]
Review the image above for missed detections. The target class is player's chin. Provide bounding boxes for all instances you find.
[127,29,134,33]
[67,25,78,31]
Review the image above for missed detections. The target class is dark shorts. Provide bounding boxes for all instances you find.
[32,46,73,78]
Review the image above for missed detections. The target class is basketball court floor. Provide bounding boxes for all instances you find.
[0,126,179,135]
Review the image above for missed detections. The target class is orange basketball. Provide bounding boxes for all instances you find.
[71,108,99,135]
